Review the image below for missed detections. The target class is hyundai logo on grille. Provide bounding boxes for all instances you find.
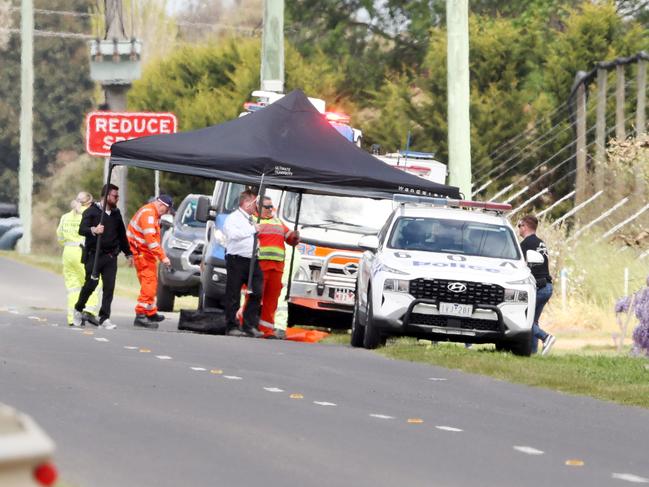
[342,263,359,276]
[447,282,467,293]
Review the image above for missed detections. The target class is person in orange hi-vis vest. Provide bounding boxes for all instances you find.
[127,195,174,329]
[247,196,299,339]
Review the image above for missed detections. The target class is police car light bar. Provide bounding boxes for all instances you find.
[325,111,351,124]
[393,194,512,213]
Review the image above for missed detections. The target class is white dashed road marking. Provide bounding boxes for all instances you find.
[513,446,544,455]
[94,337,109,342]
[264,387,284,393]
[370,414,394,420]
[428,377,448,381]
[9,310,19,314]
[124,346,138,350]
[156,355,172,360]
[612,473,649,483]
[190,367,207,371]
[223,375,243,380]
[28,316,40,321]
[436,426,463,432]
[313,401,337,407]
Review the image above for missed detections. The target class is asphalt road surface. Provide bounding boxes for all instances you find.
[1,256,649,487]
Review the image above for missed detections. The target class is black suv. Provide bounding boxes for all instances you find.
[156,194,207,311]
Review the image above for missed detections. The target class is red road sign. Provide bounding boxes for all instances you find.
[85,111,178,157]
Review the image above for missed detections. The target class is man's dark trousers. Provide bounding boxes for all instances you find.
[75,252,118,322]
[224,254,263,331]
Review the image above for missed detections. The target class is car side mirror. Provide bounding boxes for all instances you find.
[358,235,379,252]
[160,214,173,228]
[195,196,214,223]
[526,249,544,266]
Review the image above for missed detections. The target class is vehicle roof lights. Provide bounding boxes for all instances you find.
[393,194,511,213]
[325,111,351,124]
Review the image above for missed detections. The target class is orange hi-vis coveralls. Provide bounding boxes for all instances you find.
[127,203,167,317]
[256,216,292,330]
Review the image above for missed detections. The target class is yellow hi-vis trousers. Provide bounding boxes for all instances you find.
[62,245,100,324]
[274,246,301,331]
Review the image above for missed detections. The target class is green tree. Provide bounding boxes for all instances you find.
[0,0,94,203]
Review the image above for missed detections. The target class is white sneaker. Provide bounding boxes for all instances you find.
[100,319,117,330]
[541,334,556,356]
[72,310,83,327]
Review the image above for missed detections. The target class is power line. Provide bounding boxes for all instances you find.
[0,27,93,39]
[9,6,93,18]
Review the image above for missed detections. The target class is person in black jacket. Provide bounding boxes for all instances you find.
[518,215,556,355]
[72,184,132,329]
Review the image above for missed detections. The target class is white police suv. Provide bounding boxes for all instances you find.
[351,196,544,356]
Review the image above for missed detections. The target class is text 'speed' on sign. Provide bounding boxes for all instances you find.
[85,112,178,157]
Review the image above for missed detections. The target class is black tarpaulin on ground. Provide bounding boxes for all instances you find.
[110,89,460,199]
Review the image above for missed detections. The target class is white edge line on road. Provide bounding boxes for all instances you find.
[9,310,20,314]
[124,346,138,350]
[313,401,337,407]
[513,446,544,455]
[190,367,207,371]
[223,375,243,380]
[28,316,40,320]
[436,426,463,432]
[612,473,649,483]
[428,377,448,381]
[156,355,172,360]
[94,337,109,342]
[263,387,284,392]
[370,414,394,419]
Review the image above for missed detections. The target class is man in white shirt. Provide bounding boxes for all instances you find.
[222,189,265,338]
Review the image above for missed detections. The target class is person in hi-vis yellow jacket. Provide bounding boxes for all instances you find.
[57,192,101,326]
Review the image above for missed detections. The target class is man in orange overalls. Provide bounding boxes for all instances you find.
[255,196,299,339]
[127,195,174,329]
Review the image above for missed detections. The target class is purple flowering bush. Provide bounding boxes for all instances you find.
[616,277,649,357]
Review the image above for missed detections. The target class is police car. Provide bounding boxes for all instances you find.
[351,196,544,356]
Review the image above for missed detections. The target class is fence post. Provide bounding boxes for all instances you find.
[595,68,607,194]
[616,64,626,140]
[637,58,646,135]
[575,82,588,206]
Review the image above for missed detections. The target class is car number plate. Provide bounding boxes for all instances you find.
[439,302,473,317]
[333,288,355,305]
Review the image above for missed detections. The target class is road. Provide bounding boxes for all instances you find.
[1,256,648,487]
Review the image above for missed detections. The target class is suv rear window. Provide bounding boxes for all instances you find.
[388,217,520,260]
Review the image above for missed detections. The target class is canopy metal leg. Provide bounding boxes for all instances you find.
[246,173,266,294]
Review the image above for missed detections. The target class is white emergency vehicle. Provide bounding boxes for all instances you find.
[351,196,544,356]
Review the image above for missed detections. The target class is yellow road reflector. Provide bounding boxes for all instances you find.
[565,459,585,467]
[210,369,223,375]
[289,393,304,399]
[83,331,94,336]
[407,418,424,424]
[139,348,151,353]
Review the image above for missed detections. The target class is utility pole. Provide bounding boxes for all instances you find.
[89,0,141,217]
[260,0,284,93]
[18,0,34,254]
[446,0,472,199]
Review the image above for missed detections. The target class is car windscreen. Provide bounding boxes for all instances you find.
[388,217,520,260]
[180,199,205,228]
[282,193,394,235]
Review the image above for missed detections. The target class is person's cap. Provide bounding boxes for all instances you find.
[157,194,175,214]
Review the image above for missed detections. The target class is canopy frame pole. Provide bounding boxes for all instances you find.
[285,191,303,301]
[246,172,267,294]
[91,163,114,280]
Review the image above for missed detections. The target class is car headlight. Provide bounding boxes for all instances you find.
[504,289,529,303]
[383,279,410,293]
[380,264,410,276]
[506,276,535,286]
[169,236,192,250]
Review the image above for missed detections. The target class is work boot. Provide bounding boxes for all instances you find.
[71,310,84,327]
[270,329,286,340]
[82,311,100,327]
[147,313,166,323]
[241,326,264,338]
[133,314,159,330]
[227,327,247,337]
